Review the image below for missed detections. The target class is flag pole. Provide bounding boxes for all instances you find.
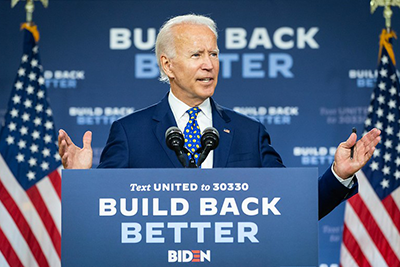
[11,0,49,25]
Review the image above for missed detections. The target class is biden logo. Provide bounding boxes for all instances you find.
[168,250,211,263]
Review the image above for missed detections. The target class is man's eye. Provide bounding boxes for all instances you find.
[211,52,218,57]
[192,53,200,57]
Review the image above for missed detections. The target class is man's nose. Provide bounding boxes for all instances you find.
[201,55,214,70]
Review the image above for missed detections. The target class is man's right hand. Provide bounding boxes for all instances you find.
[58,129,93,169]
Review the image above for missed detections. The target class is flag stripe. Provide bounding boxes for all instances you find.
[26,185,61,258]
[36,174,61,232]
[341,224,371,267]
[0,156,59,267]
[357,171,400,260]
[344,199,388,267]
[0,250,11,267]
[47,168,61,200]
[0,227,24,267]
[0,200,38,267]
[349,194,400,266]
[0,180,49,267]
[382,193,400,234]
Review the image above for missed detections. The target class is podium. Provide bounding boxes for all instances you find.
[61,168,318,267]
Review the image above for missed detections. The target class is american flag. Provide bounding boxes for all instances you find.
[0,25,62,266]
[340,30,400,266]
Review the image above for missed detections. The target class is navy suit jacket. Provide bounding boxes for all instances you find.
[99,94,357,219]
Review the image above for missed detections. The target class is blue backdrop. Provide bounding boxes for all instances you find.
[1,0,399,266]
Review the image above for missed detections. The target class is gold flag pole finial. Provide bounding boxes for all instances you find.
[11,0,49,25]
[371,0,400,32]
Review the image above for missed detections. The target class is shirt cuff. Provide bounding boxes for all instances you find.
[331,164,355,188]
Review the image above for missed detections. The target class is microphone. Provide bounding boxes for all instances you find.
[165,127,188,168]
[196,127,219,167]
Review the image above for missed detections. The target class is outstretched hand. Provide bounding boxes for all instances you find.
[58,129,93,169]
[333,128,381,179]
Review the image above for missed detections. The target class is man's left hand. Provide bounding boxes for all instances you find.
[333,128,381,179]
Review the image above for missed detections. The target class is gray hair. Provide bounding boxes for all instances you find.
[155,14,218,83]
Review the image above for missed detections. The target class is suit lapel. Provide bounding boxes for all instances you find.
[152,94,183,168]
[211,99,233,168]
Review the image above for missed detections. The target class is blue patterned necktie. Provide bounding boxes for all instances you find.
[184,107,202,165]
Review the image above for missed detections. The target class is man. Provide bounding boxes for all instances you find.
[58,14,381,219]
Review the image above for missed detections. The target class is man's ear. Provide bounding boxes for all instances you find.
[160,55,174,79]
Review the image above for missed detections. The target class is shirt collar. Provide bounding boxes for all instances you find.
[168,90,212,120]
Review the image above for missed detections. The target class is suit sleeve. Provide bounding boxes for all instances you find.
[98,120,130,168]
[258,123,285,167]
[318,168,358,219]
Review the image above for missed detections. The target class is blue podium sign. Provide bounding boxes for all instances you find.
[61,168,318,267]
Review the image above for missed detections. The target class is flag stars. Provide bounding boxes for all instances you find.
[35,104,43,113]
[30,144,39,153]
[20,126,28,136]
[30,59,38,67]
[377,95,385,105]
[10,108,18,118]
[27,171,36,181]
[376,108,384,117]
[370,161,379,171]
[32,130,40,140]
[44,121,53,130]
[380,179,390,189]
[28,157,37,167]
[378,81,386,90]
[17,140,27,149]
[46,108,52,116]
[44,134,52,143]
[382,165,390,175]
[38,76,45,85]
[387,113,395,122]
[389,86,397,96]
[26,85,35,94]
[41,161,49,171]
[373,148,381,158]
[12,95,21,104]
[365,118,372,127]
[16,153,25,163]
[21,54,28,62]
[54,153,61,161]
[8,122,17,132]
[15,81,24,90]
[383,152,391,162]
[386,126,394,135]
[17,67,26,76]
[384,139,392,149]
[375,121,383,130]
[37,90,44,99]
[381,55,389,64]
[33,117,42,126]
[28,72,37,81]
[388,100,396,109]
[6,136,14,145]
[379,68,388,78]
[22,112,30,122]
[396,144,400,153]
[23,99,32,109]
[32,46,38,53]
[395,170,400,180]
[42,148,50,157]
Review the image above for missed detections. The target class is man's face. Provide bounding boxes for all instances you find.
[163,24,219,107]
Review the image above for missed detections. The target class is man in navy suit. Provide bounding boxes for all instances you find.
[58,14,381,219]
